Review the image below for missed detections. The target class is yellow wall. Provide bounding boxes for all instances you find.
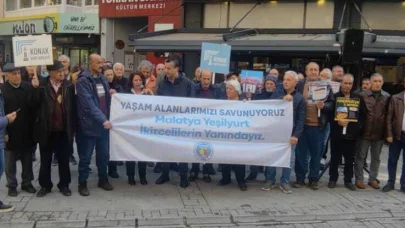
[362,2,405,30]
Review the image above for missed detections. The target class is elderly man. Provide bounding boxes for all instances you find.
[58,55,71,80]
[355,73,390,190]
[262,71,305,193]
[155,63,165,84]
[354,78,371,96]
[156,55,193,188]
[320,68,332,81]
[332,65,344,82]
[113,62,129,92]
[294,62,334,190]
[193,67,201,84]
[76,54,113,196]
[36,61,76,197]
[328,74,363,191]
[1,63,39,197]
[138,60,156,93]
[189,69,221,183]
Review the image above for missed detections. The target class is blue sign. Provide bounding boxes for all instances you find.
[200,42,231,74]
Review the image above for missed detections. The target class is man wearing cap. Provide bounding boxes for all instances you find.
[1,63,39,197]
[35,60,76,197]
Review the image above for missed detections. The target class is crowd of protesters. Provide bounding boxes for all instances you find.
[0,53,404,214]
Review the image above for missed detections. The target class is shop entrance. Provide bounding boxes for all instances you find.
[67,47,98,69]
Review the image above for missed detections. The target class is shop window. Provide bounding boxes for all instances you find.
[20,0,32,8]
[95,0,98,5]
[362,2,405,30]
[85,0,93,5]
[67,0,82,6]
[6,0,17,11]
[35,0,61,6]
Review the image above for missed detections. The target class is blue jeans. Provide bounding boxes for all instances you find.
[267,145,296,184]
[321,123,330,159]
[0,149,4,178]
[77,129,109,183]
[295,126,324,182]
[387,135,405,187]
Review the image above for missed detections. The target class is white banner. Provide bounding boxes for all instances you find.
[12,34,53,67]
[110,94,294,167]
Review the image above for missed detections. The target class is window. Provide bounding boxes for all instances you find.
[35,0,61,6]
[6,0,18,11]
[20,0,32,8]
[85,0,92,5]
[95,0,98,5]
[67,0,82,6]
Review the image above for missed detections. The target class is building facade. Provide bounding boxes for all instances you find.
[0,0,100,68]
[130,0,405,90]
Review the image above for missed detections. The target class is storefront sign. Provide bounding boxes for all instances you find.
[0,15,58,36]
[200,42,231,75]
[13,35,54,67]
[59,13,99,34]
[99,0,183,18]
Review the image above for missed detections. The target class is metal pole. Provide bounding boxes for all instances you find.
[352,1,373,32]
[338,0,348,31]
[229,1,260,32]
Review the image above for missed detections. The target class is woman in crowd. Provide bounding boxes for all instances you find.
[125,72,153,185]
[217,80,247,191]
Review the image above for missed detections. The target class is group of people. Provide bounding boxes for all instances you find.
[0,53,404,214]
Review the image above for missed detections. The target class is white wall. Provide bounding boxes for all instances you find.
[362,2,405,30]
[203,3,228,28]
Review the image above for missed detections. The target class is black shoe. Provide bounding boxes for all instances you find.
[155,175,170,185]
[153,165,162,173]
[140,177,148,185]
[382,183,395,192]
[238,182,248,191]
[98,180,113,191]
[59,187,72,196]
[401,186,405,194]
[245,173,257,182]
[8,188,18,197]
[345,183,356,191]
[108,171,119,179]
[308,181,319,191]
[78,183,89,197]
[37,188,51,197]
[128,177,136,186]
[147,162,154,167]
[21,185,36,194]
[52,158,58,166]
[69,156,77,165]
[180,178,189,188]
[0,202,14,213]
[328,181,336,189]
[203,175,211,183]
[217,179,231,186]
[292,181,305,188]
[188,172,198,182]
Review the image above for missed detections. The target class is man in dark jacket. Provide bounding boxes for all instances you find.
[355,73,390,190]
[262,71,305,194]
[1,63,39,197]
[384,78,405,193]
[35,60,76,197]
[293,62,334,190]
[188,69,220,183]
[155,55,193,188]
[328,74,363,191]
[76,54,113,196]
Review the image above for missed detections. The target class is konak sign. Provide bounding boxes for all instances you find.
[99,0,183,18]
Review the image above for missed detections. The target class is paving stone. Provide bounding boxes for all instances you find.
[138,217,184,226]
[0,221,35,228]
[87,218,135,227]
[315,213,356,221]
[186,216,231,225]
[35,220,86,228]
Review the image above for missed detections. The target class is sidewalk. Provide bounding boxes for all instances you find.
[0,145,404,228]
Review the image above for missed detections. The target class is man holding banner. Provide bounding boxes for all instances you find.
[155,55,193,188]
[328,74,363,191]
[294,62,334,190]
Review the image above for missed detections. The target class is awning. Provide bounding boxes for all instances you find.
[128,29,405,55]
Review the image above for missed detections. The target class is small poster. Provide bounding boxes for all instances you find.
[307,81,329,104]
[334,97,360,122]
[240,70,264,93]
[200,42,231,74]
[329,81,341,94]
[12,34,53,67]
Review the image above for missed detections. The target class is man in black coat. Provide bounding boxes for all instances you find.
[35,61,76,197]
[1,63,40,197]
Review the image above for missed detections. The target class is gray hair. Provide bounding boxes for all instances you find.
[370,73,383,81]
[137,60,153,71]
[284,70,298,81]
[332,65,344,71]
[342,73,354,82]
[113,62,124,70]
[226,80,242,95]
[321,68,332,79]
[58,55,70,63]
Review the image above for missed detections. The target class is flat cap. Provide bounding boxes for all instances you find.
[46,60,64,71]
[2,63,22,72]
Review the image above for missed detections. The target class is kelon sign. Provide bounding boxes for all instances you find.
[99,0,183,18]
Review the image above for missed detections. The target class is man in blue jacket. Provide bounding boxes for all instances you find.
[262,71,305,193]
[76,54,113,196]
[155,55,193,188]
[0,64,17,212]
